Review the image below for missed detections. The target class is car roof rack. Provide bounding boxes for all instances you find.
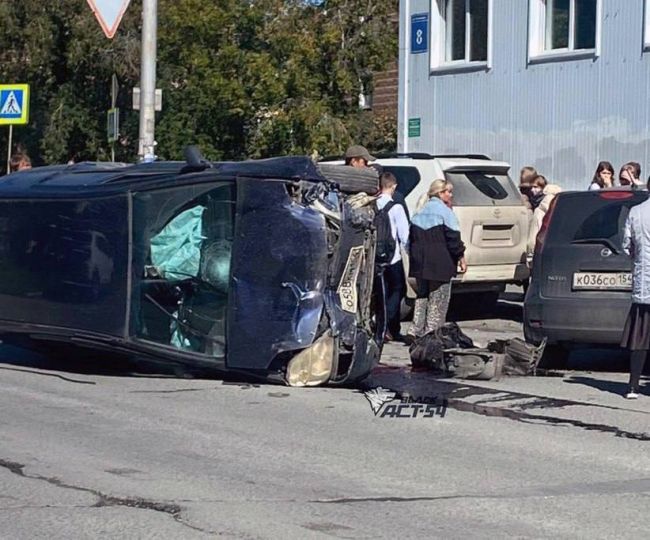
[374,152,492,160]
[320,152,491,161]
[433,153,492,160]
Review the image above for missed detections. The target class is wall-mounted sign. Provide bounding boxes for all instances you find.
[408,118,421,138]
[411,13,428,54]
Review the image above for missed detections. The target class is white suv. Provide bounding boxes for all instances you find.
[374,154,530,308]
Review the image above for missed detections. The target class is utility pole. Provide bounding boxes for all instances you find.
[138,0,157,162]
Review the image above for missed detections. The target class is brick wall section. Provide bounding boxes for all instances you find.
[372,4,399,117]
[372,60,398,115]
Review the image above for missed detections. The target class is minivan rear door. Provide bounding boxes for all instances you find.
[443,165,528,266]
[539,191,647,299]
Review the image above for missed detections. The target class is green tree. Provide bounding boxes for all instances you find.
[0,0,142,165]
[0,0,397,165]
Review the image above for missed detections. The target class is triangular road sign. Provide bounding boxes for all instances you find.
[0,91,22,115]
[86,0,132,39]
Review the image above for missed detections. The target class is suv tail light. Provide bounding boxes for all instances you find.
[534,196,558,255]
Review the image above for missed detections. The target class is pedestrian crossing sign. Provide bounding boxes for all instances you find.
[0,84,30,125]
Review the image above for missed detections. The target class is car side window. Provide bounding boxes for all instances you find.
[132,182,236,357]
[382,166,420,198]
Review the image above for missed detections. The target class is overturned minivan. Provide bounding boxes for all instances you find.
[0,154,383,386]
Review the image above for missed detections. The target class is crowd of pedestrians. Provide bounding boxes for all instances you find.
[345,145,466,346]
[362,148,648,398]
[586,160,644,190]
[519,160,650,399]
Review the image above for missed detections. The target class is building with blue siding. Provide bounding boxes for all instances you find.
[398,0,650,190]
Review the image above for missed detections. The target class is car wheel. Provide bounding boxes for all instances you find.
[317,164,379,194]
[537,344,569,370]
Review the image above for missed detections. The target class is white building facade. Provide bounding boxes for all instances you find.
[398,0,650,190]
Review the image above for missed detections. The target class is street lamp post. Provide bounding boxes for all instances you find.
[138,0,157,162]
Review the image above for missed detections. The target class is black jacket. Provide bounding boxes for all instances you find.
[409,223,465,283]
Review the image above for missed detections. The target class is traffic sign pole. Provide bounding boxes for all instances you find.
[6,125,12,174]
[110,74,118,162]
[138,0,157,162]
[86,2,132,159]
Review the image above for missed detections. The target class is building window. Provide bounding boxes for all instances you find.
[430,0,491,71]
[529,0,599,59]
[446,0,488,62]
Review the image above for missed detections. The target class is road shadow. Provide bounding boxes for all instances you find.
[449,295,523,323]
[567,348,630,372]
[0,343,182,379]
[0,343,263,384]
[564,375,649,397]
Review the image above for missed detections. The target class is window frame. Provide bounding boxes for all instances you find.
[643,0,650,51]
[528,0,601,64]
[430,0,492,74]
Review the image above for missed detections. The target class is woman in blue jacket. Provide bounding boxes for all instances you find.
[407,180,466,339]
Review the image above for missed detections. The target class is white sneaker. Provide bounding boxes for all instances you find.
[625,391,639,399]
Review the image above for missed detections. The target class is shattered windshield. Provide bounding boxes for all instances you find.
[131,182,236,358]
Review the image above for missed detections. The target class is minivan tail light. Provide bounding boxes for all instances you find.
[599,191,634,200]
[534,196,558,255]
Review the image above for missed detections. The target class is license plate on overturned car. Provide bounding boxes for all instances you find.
[572,272,632,290]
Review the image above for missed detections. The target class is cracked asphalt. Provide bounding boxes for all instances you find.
[1,290,649,539]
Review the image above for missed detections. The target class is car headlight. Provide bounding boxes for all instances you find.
[286,332,335,387]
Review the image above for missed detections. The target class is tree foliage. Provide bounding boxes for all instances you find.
[0,0,396,165]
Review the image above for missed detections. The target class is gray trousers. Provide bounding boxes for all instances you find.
[408,281,452,337]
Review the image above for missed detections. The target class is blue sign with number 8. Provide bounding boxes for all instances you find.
[411,13,428,54]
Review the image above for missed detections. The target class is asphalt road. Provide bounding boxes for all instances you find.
[1,291,649,539]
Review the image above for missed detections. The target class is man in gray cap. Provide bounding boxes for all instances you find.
[344,145,375,168]
[345,143,410,220]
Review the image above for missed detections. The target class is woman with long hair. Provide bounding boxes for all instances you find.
[589,161,615,190]
[619,162,643,188]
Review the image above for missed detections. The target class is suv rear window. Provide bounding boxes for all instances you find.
[444,171,522,206]
[573,204,630,249]
[548,192,648,251]
[383,166,420,198]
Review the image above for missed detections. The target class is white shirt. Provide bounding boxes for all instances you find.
[377,193,410,265]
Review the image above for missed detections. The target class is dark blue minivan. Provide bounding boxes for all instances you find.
[0,155,382,386]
